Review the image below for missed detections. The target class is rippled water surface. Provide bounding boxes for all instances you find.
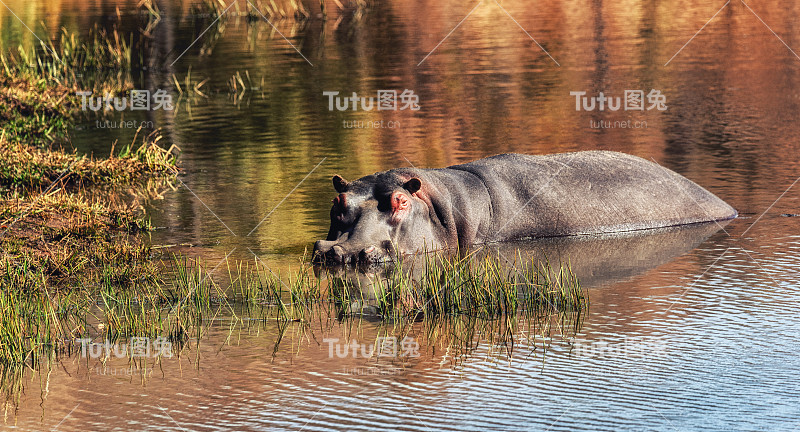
[2,0,799,430]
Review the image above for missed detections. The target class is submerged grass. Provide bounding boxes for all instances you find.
[371,251,586,319]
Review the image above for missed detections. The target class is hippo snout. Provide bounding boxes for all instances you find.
[312,240,389,266]
[312,240,338,263]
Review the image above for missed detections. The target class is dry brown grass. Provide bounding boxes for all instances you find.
[0,129,178,190]
[0,190,153,288]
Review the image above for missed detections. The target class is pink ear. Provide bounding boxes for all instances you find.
[392,191,411,215]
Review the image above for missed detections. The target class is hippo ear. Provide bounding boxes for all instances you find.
[403,177,421,194]
[332,175,349,193]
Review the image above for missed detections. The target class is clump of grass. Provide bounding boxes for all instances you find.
[227,259,283,305]
[0,260,93,366]
[0,128,178,190]
[368,251,587,319]
[54,26,133,70]
[98,280,195,345]
[0,75,75,148]
[0,26,135,93]
[213,250,587,321]
[528,257,585,312]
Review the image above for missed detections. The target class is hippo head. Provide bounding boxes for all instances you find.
[313,172,442,266]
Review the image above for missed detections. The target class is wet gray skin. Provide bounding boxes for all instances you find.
[312,151,737,266]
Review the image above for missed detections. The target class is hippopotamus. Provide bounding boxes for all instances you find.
[312,151,736,265]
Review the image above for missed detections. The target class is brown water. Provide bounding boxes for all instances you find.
[2,0,800,430]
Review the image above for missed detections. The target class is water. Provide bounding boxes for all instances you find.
[2,0,799,430]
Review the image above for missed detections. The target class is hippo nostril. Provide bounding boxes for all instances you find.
[332,245,347,263]
[358,248,371,264]
[321,245,344,264]
[358,245,387,265]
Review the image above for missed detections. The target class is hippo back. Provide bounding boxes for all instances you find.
[448,151,736,241]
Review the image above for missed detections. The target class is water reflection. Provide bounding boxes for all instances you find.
[1,0,799,430]
[320,221,730,304]
[3,302,586,424]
